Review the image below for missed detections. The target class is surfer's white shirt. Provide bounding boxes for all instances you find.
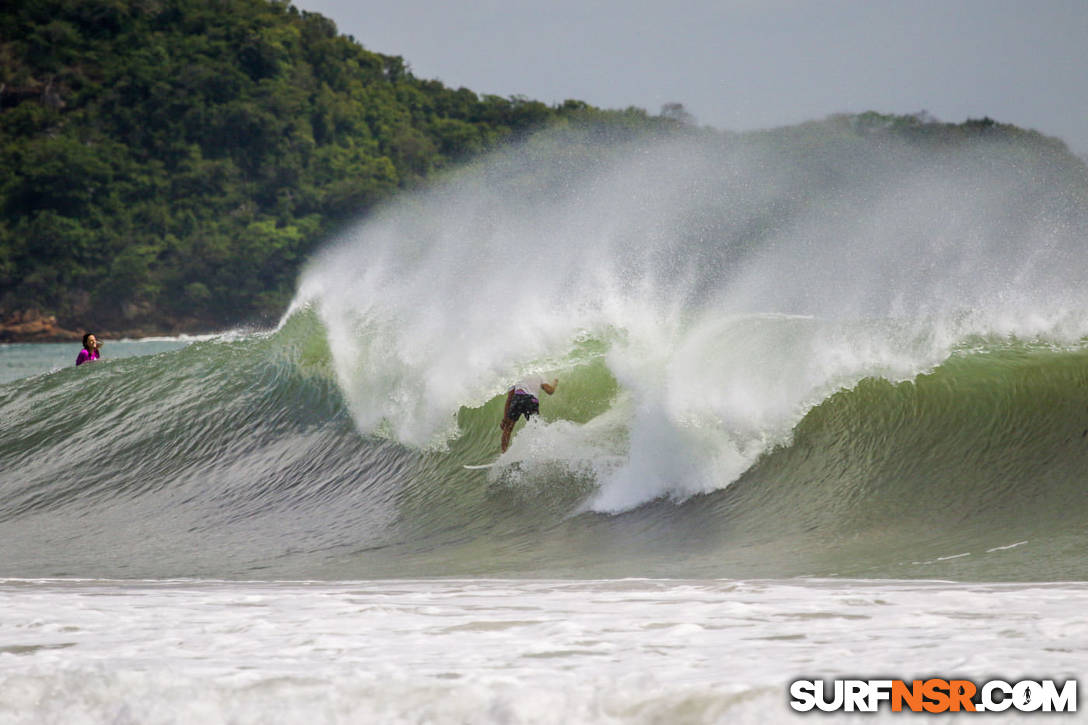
[512,377,543,396]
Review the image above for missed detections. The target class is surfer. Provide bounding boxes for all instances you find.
[76,332,102,366]
[500,376,558,452]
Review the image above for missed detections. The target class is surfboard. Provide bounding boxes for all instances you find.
[463,463,496,470]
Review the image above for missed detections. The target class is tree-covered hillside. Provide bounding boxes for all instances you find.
[0,0,679,336]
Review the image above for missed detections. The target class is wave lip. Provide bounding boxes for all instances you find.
[291,124,1088,511]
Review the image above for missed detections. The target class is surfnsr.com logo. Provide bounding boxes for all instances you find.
[789,679,1077,713]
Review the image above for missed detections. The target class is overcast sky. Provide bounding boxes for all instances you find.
[296,0,1088,155]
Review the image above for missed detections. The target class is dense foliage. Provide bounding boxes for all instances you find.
[0,0,678,331]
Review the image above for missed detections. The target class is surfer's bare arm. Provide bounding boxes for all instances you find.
[541,379,558,395]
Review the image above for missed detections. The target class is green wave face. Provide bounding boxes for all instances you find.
[4,319,1088,582]
[713,345,1088,580]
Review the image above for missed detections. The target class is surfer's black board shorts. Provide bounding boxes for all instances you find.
[507,393,539,422]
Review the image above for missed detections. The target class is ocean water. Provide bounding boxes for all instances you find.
[3,124,1088,722]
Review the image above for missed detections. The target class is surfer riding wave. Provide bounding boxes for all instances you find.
[500,376,558,452]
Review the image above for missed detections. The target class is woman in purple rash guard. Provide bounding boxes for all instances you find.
[76,332,102,366]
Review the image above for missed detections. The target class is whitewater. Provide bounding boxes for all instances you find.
[2,120,1088,722]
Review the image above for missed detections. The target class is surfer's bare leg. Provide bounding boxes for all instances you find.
[500,417,515,452]
[500,388,517,452]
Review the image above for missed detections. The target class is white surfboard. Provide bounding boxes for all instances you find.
[463,463,496,470]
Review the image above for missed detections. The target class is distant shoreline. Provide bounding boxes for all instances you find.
[0,310,216,343]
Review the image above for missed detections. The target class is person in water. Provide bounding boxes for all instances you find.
[500,376,558,452]
[76,332,102,366]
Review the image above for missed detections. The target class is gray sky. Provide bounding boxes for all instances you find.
[296,0,1088,154]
